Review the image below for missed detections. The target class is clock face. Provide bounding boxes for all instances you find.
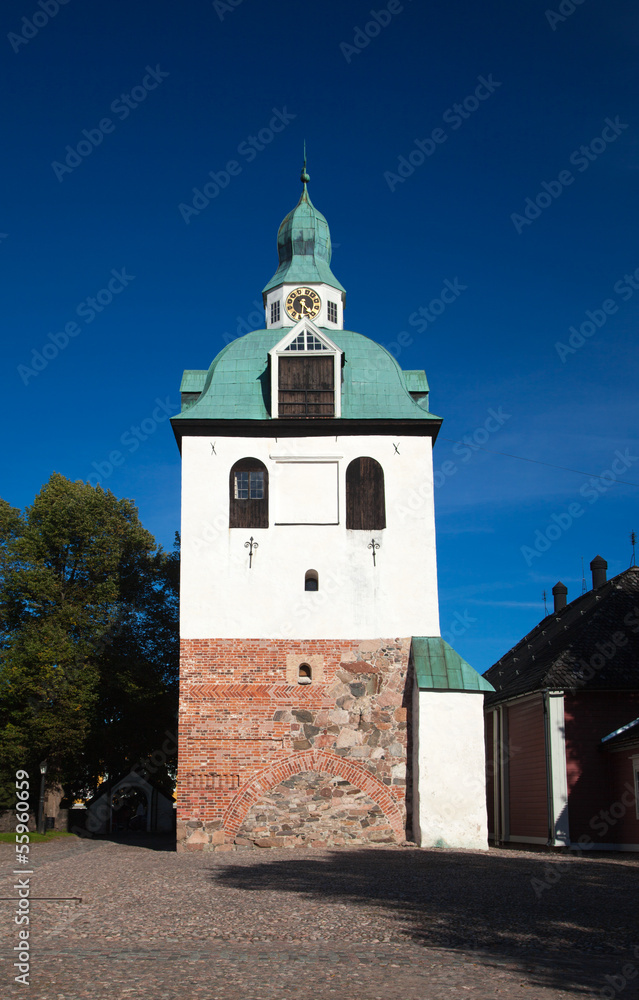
[285,287,321,321]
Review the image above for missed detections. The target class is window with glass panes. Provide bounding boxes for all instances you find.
[234,470,264,500]
[229,459,268,527]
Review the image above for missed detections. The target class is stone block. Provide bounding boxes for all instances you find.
[358,640,382,654]
[273,710,293,722]
[292,709,313,723]
[186,828,209,845]
[336,670,355,684]
[340,659,379,674]
[377,690,402,708]
[336,728,360,748]
[336,695,355,710]
[328,708,349,725]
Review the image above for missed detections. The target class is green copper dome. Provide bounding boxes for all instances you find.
[173,328,441,425]
[262,169,346,297]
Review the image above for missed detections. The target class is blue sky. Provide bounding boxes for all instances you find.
[2,0,638,673]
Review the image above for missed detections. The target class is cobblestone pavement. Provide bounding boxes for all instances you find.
[2,836,639,999]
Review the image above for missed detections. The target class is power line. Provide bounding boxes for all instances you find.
[438,439,639,487]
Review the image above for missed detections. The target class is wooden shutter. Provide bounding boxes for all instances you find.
[346,458,386,530]
[278,356,334,417]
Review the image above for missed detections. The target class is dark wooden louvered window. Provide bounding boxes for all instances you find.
[278,356,334,418]
[346,458,386,530]
[229,458,268,528]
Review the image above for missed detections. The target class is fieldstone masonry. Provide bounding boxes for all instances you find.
[177,637,412,850]
[238,773,395,847]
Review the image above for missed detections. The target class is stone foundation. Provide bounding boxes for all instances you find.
[178,637,412,850]
[238,772,396,847]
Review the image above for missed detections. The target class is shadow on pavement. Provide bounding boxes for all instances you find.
[90,832,176,852]
[209,847,639,997]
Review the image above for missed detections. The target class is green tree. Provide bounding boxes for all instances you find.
[0,474,178,808]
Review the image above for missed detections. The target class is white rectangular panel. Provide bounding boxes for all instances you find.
[274,461,339,524]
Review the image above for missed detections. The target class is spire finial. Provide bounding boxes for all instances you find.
[300,140,310,185]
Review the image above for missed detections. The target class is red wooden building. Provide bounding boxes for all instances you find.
[484,558,639,851]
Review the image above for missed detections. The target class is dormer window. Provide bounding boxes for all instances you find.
[284,330,328,352]
[269,320,342,419]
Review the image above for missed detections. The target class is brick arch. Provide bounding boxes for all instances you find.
[223,750,405,841]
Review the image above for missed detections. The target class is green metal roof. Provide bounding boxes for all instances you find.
[180,370,207,393]
[412,637,494,692]
[404,370,429,393]
[172,328,441,424]
[262,181,346,297]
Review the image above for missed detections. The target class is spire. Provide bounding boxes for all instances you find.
[262,159,346,298]
[301,141,310,186]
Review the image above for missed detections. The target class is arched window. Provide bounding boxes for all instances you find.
[298,663,312,684]
[229,458,268,528]
[304,570,319,591]
[346,457,386,530]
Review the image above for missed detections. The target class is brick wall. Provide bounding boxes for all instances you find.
[177,637,412,850]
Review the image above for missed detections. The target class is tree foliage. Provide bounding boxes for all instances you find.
[0,474,178,807]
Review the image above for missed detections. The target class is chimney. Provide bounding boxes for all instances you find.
[552,581,568,612]
[590,555,607,589]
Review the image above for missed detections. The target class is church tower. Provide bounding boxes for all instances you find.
[172,164,492,852]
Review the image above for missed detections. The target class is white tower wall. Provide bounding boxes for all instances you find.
[180,433,440,640]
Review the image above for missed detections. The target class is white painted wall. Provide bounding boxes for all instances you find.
[412,688,489,851]
[546,691,570,846]
[180,433,439,640]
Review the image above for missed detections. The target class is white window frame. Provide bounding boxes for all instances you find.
[269,318,342,419]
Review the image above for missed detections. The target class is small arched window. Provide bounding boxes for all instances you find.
[346,457,386,530]
[229,458,268,528]
[304,570,319,591]
[298,663,312,684]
